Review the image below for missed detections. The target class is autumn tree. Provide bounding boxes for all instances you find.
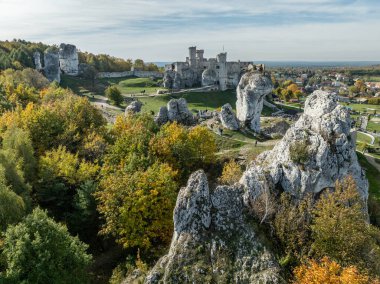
[97,162,178,253]
[311,176,380,274]
[293,257,378,284]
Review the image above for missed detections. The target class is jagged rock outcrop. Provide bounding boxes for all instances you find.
[33,52,42,71]
[163,70,175,89]
[59,43,79,76]
[236,73,273,132]
[154,98,194,125]
[219,103,239,130]
[44,49,60,83]
[145,170,283,284]
[125,101,143,114]
[241,91,368,202]
[173,73,182,90]
[154,106,169,125]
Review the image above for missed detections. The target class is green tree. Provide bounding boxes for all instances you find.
[1,208,92,284]
[105,85,123,106]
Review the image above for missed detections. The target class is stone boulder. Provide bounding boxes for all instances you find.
[33,52,42,71]
[241,91,368,202]
[236,73,273,132]
[219,103,239,130]
[125,101,143,114]
[59,43,79,76]
[173,73,182,90]
[145,170,283,284]
[154,106,169,125]
[44,48,60,83]
[165,98,195,125]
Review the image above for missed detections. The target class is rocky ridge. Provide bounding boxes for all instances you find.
[144,91,368,284]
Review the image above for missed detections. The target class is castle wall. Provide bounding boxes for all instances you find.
[97,70,163,79]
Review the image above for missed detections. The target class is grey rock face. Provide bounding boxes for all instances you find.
[219,103,239,130]
[125,101,143,114]
[202,68,217,86]
[236,73,273,132]
[145,170,283,284]
[154,106,169,125]
[241,91,368,202]
[44,49,60,83]
[163,70,175,89]
[172,73,182,90]
[166,98,195,125]
[33,52,42,70]
[59,43,79,76]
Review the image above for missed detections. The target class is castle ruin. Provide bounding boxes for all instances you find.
[163,46,252,91]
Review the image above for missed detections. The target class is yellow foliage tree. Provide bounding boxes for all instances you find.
[219,160,242,185]
[293,257,379,284]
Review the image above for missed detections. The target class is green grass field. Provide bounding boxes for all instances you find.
[113,77,164,95]
[344,103,380,114]
[357,132,373,144]
[138,90,274,115]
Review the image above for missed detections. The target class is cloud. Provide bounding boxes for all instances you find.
[0,0,379,61]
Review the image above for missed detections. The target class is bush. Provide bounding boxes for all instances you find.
[293,257,378,284]
[1,208,92,284]
[289,139,309,165]
[105,85,123,106]
[219,160,243,185]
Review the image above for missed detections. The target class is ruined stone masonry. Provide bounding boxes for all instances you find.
[164,47,252,91]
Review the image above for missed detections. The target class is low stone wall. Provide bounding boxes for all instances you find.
[97,70,163,79]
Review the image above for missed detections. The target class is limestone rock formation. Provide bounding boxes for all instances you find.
[236,73,273,132]
[163,70,174,89]
[59,43,79,76]
[154,106,169,125]
[167,98,195,125]
[202,68,217,87]
[241,91,368,202]
[44,49,60,83]
[33,52,42,71]
[219,103,239,130]
[145,170,283,284]
[125,101,143,114]
[172,73,181,90]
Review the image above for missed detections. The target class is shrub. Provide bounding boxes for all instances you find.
[105,85,123,106]
[293,257,378,284]
[1,208,92,284]
[289,139,309,165]
[219,160,243,185]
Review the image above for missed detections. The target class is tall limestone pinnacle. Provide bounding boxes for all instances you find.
[236,72,274,132]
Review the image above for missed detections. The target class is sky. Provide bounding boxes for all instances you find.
[0,0,379,62]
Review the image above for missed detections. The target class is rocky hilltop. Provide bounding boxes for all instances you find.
[241,90,368,202]
[143,90,368,284]
[145,171,283,284]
